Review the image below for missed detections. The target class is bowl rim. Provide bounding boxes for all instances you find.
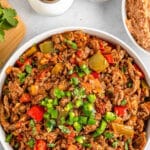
[0,26,150,150]
[121,0,150,55]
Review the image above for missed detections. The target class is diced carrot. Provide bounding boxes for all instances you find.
[19,93,31,103]
[34,140,47,150]
[67,144,78,150]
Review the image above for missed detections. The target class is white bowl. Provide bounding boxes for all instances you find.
[122,0,150,55]
[27,0,74,16]
[0,27,150,149]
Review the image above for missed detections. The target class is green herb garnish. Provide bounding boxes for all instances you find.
[104,132,114,139]
[25,65,32,74]
[5,134,12,143]
[26,138,35,148]
[58,125,70,134]
[17,73,26,83]
[120,99,127,106]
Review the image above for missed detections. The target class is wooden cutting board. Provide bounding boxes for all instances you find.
[0,0,26,67]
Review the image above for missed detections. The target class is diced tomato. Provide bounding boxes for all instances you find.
[114,106,127,117]
[69,57,77,64]
[19,93,31,103]
[76,50,82,57]
[91,71,100,79]
[27,106,45,122]
[16,58,31,68]
[133,64,144,79]
[36,69,49,81]
[34,140,47,150]
[16,60,24,67]
[104,54,114,64]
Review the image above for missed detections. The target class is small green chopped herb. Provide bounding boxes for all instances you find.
[75,135,85,144]
[73,122,82,132]
[54,88,65,99]
[83,102,93,116]
[64,102,73,111]
[29,119,35,128]
[120,99,127,106]
[26,138,35,148]
[104,112,116,122]
[51,109,58,119]
[78,116,88,125]
[0,6,18,41]
[80,64,91,74]
[73,116,79,122]
[70,77,79,85]
[5,134,12,143]
[44,112,50,119]
[53,99,58,106]
[14,143,19,148]
[125,139,131,150]
[127,81,133,88]
[17,73,26,83]
[48,143,55,148]
[93,120,107,137]
[45,119,56,132]
[19,57,24,63]
[25,65,32,74]
[65,91,72,97]
[87,94,96,103]
[112,140,118,148]
[82,143,92,148]
[60,117,66,125]
[73,87,86,99]
[78,72,85,77]
[58,125,70,134]
[75,99,83,108]
[121,66,127,73]
[104,132,114,139]
[68,69,74,75]
[87,117,96,125]
[64,39,78,50]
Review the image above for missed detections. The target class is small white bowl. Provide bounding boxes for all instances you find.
[0,27,150,150]
[122,0,150,55]
[27,0,74,16]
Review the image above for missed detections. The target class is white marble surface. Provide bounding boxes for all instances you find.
[0,0,150,149]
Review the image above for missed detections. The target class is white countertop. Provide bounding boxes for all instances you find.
[0,0,150,149]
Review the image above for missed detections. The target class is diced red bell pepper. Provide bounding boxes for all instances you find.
[34,140,47,150]
[114,106,127,117]
[99,41,104,51]
[17,134,23,141]
[133,64,144,79]
[19,93,31,103]
[91,71,100,79]
[104,54,114,64]
[27,106,45,122]
[76,50,82,57]
[16,58,31,68]
[69,57,77,65]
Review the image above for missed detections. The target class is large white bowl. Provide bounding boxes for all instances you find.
[0,27,150,150]
[122,0,150,55]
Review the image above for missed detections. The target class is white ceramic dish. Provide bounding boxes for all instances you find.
[0,27,150,150]
[122,0,150,55]
[27,0,74,16]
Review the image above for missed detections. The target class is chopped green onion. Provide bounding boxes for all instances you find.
[65,91,72,97]
[73,116,79,122]
[87,94,96,103]
[25,65,32,74]
[54,88,65,99]
[121,66,127,73]
[73,122,82,132]
[75,136,85,144]
[70,77,79,85]
[75,99,83,108]
[53,99,58,106]
[64,39,78,50]
[17,73,26,83]
[45,119,56,132]
[82,143,92,148]
[125,139,131,150]
[64,102,73,111]
[48,143,55,148]
[60,117,66,125]
[112,140,118,148]
[68,69,74,75]
[104,112,116,122]
[58,125,70,134]
[44,112,50,119]
[14,143,19,148]
[29,119,35,128]
[104,132,114,139]
[87,117,96,125]
[83,102,93,116]
[78,72,85,77]
[80,64,91,74]
[51,109,58,119]
[127,81,133,88]
[68,111,75,125]
[26,138,35,148]
[78,116,88,125]
[5,134,12,143]
[73,87,86,99]
[93,120,107,137]
[120,99,127,106]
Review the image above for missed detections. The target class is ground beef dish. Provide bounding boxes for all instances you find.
[0,31,150,150]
